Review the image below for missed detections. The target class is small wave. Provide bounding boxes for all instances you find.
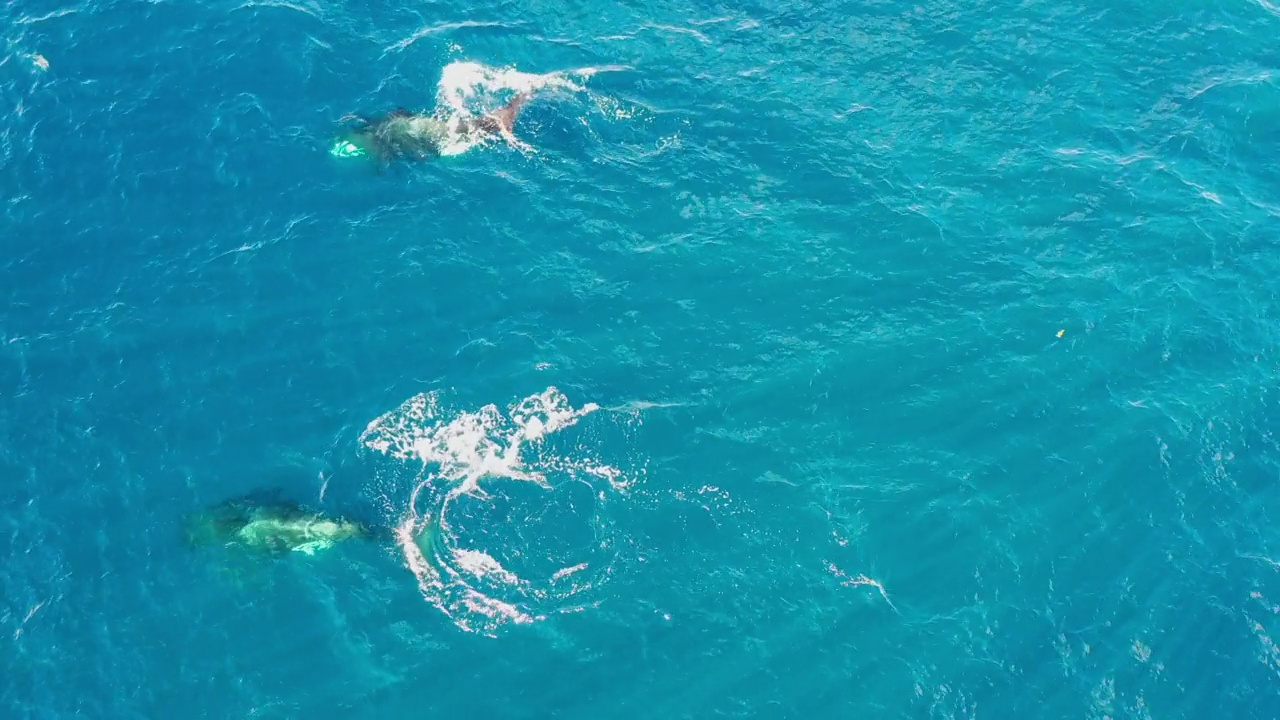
[362,387,633,635]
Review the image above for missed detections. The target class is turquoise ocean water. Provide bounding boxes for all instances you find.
[3,0,1280,716]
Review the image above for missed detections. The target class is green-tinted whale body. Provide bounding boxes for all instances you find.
[186,495,371,556]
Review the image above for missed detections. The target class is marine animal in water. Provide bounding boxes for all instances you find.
[330,93,531,163]
[185,494,372,556]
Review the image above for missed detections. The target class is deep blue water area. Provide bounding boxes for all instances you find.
[3,0,1280,717]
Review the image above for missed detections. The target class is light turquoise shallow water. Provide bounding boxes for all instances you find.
[2,0,1279,716]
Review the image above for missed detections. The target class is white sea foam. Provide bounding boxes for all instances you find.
[362,387,600,495]
[428,61,598,156]
[362,386,631,635]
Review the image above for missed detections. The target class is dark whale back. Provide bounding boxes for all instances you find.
[342,112,443,163]
[337,94,531,165]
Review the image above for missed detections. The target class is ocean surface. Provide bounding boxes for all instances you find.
[3,0,1280,716]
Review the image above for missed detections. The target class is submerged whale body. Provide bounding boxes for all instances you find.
[185,494,372,556]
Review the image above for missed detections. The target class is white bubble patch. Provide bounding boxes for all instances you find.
[429,61,598,156]
[362,387,634,635]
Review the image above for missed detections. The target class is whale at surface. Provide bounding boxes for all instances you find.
[184,493,372,556]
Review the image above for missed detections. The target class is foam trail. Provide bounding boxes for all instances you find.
[362,387,628,635]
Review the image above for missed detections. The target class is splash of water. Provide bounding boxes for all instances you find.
[436,61,591,114]
[429,61,597,156]
[361,387,632,635]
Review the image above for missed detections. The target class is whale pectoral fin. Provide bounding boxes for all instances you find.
[292,540,334,556]
[476,93,532,149]
[493,93,529,132]
[464,94,531,139]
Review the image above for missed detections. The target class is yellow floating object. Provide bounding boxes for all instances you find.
[1056,329,1065,338]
